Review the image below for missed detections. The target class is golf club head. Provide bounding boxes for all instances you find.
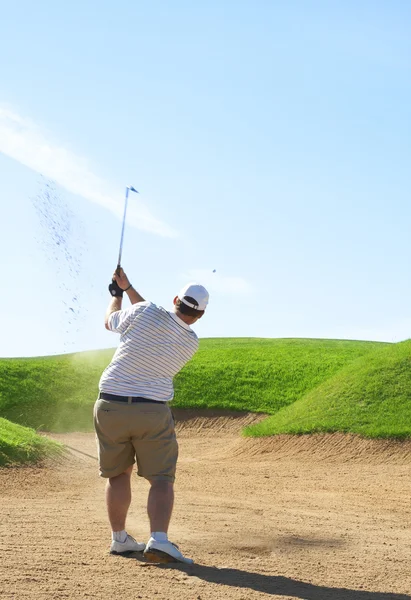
[128,186,138,193]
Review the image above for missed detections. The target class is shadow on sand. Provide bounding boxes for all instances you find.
[123,553,411,600]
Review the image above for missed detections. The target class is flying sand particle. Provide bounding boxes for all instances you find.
[31,178,88,350]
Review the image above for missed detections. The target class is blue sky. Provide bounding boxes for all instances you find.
[1,1,410,356]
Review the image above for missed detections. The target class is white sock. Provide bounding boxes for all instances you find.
[112,530,127,543]
[151,531,168,543]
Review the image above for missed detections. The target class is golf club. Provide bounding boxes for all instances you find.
[116,185,138,274]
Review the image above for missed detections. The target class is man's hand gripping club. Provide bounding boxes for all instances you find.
[105,268,146,329]
[108,268,133,297]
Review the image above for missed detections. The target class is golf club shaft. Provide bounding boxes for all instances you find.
[116,186,130,274]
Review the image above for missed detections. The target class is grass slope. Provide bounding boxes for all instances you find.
[0,418,63,466]
[174,338,383,413]
[245,340,411,439]
[0,350,114,432]
[0,339,382,432]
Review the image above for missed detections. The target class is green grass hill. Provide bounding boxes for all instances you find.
[0,418,63,467]
[245,339,411,439]
[2,336,411,465]
[0,338,381,433]
[0,349,114,432]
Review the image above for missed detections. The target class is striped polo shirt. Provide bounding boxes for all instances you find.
[99,301,199,402]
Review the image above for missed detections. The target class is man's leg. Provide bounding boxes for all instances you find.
[144,480,192,564]
[138,406,193,564]
[147,480,174,533]
[106,465,146,554]
[106,465,133,532]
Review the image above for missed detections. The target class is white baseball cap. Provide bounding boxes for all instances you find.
[178,282,209,311]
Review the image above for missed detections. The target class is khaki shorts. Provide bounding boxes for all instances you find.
[93,398,178,481]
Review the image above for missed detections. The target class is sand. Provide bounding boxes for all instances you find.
[1,411,411,600]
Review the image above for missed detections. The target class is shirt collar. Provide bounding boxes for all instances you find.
[168,310,193,331]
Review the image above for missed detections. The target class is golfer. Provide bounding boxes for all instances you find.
[94,268,209,564]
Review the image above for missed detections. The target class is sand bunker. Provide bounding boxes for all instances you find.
[1,411,411,599]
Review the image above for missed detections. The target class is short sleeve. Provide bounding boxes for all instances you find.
[107,302,148,334]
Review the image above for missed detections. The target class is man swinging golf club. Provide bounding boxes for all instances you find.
[94,267,209,564]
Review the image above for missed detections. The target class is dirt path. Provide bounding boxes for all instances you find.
[1,411,411,600]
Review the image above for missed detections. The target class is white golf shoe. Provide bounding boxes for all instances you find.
[144,537,194,564]
[110,534,146,555]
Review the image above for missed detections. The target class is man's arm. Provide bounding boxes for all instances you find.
[105,296,122,330]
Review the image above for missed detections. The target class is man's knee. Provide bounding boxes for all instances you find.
[109,464,133,483]
[149,479,173,490]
